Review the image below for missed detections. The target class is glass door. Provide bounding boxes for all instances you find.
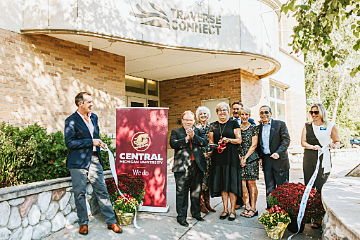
[127,97,147,107]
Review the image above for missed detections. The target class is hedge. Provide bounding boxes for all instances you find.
[0,122,114,188]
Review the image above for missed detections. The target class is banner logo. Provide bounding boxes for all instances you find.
[132,132,151,151]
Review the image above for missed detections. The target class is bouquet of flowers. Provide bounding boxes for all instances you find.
[113,195,139,214]
[267,182,325,222]
[259,205,291,239]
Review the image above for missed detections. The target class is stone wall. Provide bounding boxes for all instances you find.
[289,148,360,163]
[0,171,112,239]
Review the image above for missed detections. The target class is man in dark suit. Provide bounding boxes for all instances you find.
[170,110,208,227]
[64,92,122,235]
[257,105,290,197]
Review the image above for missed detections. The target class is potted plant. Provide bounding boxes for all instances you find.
[267,182,325,233]
[106,174,146,226]
[259,205,291,239]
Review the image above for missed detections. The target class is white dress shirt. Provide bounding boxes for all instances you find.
[77,111,96,151]
[261,120,271,154]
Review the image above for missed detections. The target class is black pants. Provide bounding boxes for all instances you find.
[303,152,329,194]
[174,162,203,221]
[263,154,289,197]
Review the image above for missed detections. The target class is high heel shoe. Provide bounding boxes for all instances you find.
[219,211,229,220]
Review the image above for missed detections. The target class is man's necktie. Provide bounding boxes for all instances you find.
[189,139,195,161]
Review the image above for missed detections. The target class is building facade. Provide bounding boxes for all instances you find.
[0,0,306,149]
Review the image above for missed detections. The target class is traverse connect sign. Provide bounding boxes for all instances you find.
[116,107,169,212]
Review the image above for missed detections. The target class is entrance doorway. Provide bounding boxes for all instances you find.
[127,97,147,107]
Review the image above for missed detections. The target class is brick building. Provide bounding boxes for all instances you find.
[0,0,306,150]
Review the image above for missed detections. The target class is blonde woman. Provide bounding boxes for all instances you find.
[301,103,340,228]
[209,102,242,221]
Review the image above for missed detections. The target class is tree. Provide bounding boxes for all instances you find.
[282,0,360,77]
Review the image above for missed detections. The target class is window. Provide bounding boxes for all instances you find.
[125,75,145,94]
[269,85,286,121]
[125,75,160,107]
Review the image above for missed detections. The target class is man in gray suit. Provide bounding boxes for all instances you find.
[170,110,208,227]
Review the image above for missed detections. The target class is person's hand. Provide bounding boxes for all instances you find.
[328,143,336,149]
[270,153,279,159]
[93,139,106,150]
[312,145,322,151]
[259,159,263,170]
[186,128,195,139]
[222,137,232,144]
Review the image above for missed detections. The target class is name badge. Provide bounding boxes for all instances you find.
[320,127,327,130]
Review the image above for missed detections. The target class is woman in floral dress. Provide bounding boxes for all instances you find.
[195,106,216,213]
[239,107,260,218]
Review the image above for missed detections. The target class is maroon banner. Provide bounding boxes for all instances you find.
[116,108,168,210]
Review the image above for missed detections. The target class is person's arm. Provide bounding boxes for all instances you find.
[273,121,290,158]
[169,129,188,149]
[301,125,321,150]
[329,125,340,149]
[64,118,93,150]
[244,135,258,160]
[192,128,208,147]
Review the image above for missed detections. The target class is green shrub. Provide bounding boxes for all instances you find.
[0,122,115,188]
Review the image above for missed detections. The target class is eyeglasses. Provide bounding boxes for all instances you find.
[182,119,194,122]
[260,111,270,115]
[217,109,228,113]
[309,111,319,115]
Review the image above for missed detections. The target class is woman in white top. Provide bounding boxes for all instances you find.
[301,103,340,228]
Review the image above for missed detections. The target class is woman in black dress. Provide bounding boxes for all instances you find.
[209,102,242,221]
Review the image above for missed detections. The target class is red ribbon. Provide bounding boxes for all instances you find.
[217,140,227,153]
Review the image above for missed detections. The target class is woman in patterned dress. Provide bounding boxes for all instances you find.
[195,106,216,213]
[239,107,260,218]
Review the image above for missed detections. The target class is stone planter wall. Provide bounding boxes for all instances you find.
[289,148,360,163]
[0,171,112,239]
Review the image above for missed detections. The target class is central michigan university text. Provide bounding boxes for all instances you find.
[171,9,221,35]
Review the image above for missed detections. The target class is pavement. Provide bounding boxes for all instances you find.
[45,159,360,240]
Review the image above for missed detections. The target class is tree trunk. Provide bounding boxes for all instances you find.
[332,58,349,123]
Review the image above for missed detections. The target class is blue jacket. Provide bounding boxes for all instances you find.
[64,112,103,169]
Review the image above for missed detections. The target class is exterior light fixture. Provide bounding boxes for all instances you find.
[198,0,205,6]
[88,41,93,51]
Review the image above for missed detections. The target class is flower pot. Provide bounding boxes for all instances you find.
[114,209,134,226]
[265,222,289,239]
[287,216,305,233]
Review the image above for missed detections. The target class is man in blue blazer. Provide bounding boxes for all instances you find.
[64,92,122,235]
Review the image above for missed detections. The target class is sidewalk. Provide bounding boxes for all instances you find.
[44,159,360,240]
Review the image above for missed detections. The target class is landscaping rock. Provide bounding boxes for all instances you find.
[32,221,51,239]
[9,227,22,240]
[19,195,37,218]
[0,201,10,227]
[65,212,79,226]
[0,227,11,239]
[21,226,33,240]
[8,207,21,230]
[59,192,71,210]
[40,214,45,221]
[51,212,66,232]
[22,217,28,228]
[69,193,76,210]
[45,202,59,220]
[37,192,52,213]
[9,198,25,206]
[62,204,71,216]
[28,205,40,226]
[52,188,66,201]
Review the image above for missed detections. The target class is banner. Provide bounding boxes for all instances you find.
[116,107,169,212]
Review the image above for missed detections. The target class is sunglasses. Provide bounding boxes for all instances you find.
[260,111,270,115]
[309,111,319,115]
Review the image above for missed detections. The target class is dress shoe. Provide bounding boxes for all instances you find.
[177,220,189,227]
[219,212,229,220]
[228,212,236,221]
[79,224,88,235]
[194,216,205,221]
[107,223,123,233]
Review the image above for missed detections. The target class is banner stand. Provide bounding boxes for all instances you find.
[139,206,170,213]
